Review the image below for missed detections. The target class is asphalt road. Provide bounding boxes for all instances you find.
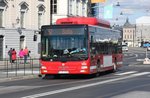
[0,47,150,98]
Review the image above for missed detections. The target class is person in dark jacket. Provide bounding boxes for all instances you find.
[8,48,12,63]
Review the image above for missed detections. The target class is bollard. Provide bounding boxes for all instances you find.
[32,59,33,75]
[24,61,25,76]
[7,60,8,78]
[15,59,17,76]
[143,58,150,64]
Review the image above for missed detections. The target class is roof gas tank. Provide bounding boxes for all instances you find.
[56,17,110,28]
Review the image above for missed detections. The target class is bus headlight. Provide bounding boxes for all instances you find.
[81,65,88,69]
[43,70,48,72]
[41,66,47,69]
[81,62,88,69]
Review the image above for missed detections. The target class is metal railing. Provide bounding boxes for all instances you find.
[0,58,40,78]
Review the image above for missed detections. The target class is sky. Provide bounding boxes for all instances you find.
[95,0,150,26]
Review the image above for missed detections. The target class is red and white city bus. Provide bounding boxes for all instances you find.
[40,17,123,77]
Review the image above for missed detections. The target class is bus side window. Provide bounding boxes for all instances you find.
[90,36,94,46]
[90,36,94,52]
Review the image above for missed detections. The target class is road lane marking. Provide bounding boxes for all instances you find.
[111,91,150,98]
[114,71,137,76]
[22,72,150,98]
[132,72,150,76]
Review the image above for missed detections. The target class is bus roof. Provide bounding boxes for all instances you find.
[56,17,110,28]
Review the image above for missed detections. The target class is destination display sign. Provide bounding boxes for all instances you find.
[43,28,85,36]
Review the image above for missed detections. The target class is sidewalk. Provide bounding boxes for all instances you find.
[0,59,40,67]
[0,74,39,83]
[0,59,40,82]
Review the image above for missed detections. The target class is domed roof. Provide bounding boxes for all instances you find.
[123,18,135,28]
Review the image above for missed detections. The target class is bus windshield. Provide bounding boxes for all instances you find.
[41,26,88,61]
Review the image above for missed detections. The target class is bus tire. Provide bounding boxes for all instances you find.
[43,74,54,79]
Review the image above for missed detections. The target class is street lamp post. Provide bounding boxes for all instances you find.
[133,29,135,47]
[87,0,91,17]
[140,29,143,44]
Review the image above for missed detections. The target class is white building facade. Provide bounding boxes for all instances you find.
[0,0,88,59]
[52,0,88,24]
[136,16,150,47]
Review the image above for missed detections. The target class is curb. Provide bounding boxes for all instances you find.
[0,75,39,83]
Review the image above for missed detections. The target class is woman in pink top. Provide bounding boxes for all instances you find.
[19,49,24,63]
[19,49,24,58]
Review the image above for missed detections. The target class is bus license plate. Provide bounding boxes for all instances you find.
[58,71,69,74]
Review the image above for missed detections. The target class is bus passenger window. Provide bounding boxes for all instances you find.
[90,36,94,43]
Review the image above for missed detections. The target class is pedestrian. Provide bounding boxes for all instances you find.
[18,48,24,64]
[11,48,17,63]
[23,46,29,64]
[8,48,12,63]
[28,50,31,58]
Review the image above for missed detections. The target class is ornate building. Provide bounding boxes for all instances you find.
[136,16,150,47]
[123,18,136,47]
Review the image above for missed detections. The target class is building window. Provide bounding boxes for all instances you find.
[130,30,132,32]
[0,9,3,27]
[0,35,4,59]
[52,0,57,14]
[20,36,25,49]
[37,4,45,29]
[0,0,7,8]
[38,0,44,1]
[125,35,126,39]
[0,0,8,27]
[130,35,132,39]
[69,0,73,16]
[20,11,25,28]
[82,2,85,16]
[76,0,80,15]
[38,13,42,29]
[127,35,129,39]
[19,2,29,28]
